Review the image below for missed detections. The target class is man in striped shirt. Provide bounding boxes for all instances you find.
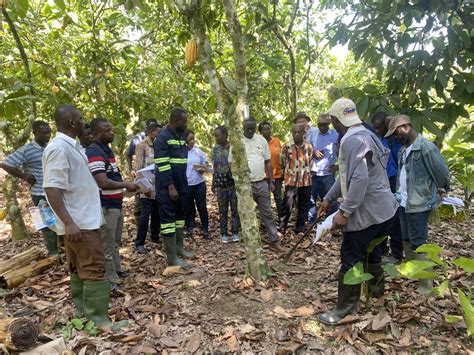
[1,120,60,255]
[86,118,137,290]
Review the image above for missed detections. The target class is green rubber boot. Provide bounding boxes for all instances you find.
[43,229,59,256]
[70,273,84,316]
[403,241,414,261]
[318,272,361,326]
[176,228,195,259]
[83,280,112,327]
[163,236,190,269]
[414,253,433,295]
[365,263,385,298]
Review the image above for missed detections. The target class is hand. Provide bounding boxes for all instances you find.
[168,185,179,201]
[328,165,338,173]
[130,170,137,179]
[197,168,205,174]
[331,211,348,231]
[314,150,324,159]
[144,191,152,198]
[437,188,447,198]
[269,181,275,192]
[24,173,36,186]
[124,182,138,192]
[64,221,81,243]
[317,200,331,220]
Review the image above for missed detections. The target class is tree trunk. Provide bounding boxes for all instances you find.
[0,256,58,289]
[0,318,39,351]
[2,176,30,241]
[175,0,269,281]
[0,246,42,274]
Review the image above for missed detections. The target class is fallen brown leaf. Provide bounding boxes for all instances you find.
[294,306,314,317]
[186,330,202,353]
[372,310,391,331]
[260,288,274,302]
[162,265,181,276]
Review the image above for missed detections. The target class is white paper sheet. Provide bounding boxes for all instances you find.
[312,212,337,245]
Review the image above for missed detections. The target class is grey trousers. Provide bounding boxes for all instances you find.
[100,207,123,284]
[252,180,279,243]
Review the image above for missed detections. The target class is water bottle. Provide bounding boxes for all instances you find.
[38,200,56,228]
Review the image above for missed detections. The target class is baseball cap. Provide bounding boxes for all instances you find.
[385,115,411,137]
[328,98,362,127]
[317,113,331,124]
[294,111,311,123]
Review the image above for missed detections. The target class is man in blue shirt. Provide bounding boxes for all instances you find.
[308,113,339,221]
[1,121,60,256]
[371,112,403,263]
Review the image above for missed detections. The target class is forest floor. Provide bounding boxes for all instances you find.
[0,178,473,354]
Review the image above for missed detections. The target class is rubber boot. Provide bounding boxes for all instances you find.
[365,263,385,298]
[403,241,414,260]
[43,230,59,256]
[163,236,190,269]
[70,273,84,316]
[318,273,361,326]
[414,253,433,295]
[176,228,195,259]
[83,280,112,327]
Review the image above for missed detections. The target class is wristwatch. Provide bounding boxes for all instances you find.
[339,209,351,218]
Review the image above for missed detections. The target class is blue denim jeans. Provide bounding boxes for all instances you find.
[399,207,431,250]
[308,174,337,221]
[216,186,240,235]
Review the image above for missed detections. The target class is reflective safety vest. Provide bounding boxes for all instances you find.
[154,127,189,193]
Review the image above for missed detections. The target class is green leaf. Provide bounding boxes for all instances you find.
[357,96,369,119]
[415,244,443,254]
[434,280,449,298]
[382,262,399,279]
[54,0,66,11]
[343,261,373,285]
[84,321,95,331]
[457,288,474,336]
[398,260,436,279]
[367,236,387,253]
[71,318,84,330]
[445,315,463,324]
[453,257,474,273]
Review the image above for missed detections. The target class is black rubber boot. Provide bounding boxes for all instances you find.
[365,262,385,298]
[83,280,112,327]
[176,228,195,259]
[318,273,361,326]
[163,236,190,269]
[70,273,84,316]
[403,241,414,260]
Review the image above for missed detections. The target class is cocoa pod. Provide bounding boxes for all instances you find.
[184,39,197,67]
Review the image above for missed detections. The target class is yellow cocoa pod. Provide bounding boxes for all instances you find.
[184,39,197,67]
[0,208,7,221]
[51,85,60,94]
[85,111,93,119]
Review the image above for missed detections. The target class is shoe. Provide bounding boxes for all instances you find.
[151,236,161,244]
[117,271,129,278]
[270,242,286,253]
[414,252,433,295]
[70,273,84,316]
[364,262,385,298]
[176,228,195,259]
[83,279,112,327]
[163,236,190,269]
[110,283,120,292]
[318,272,361,326]
[231,234,240,243]
[136,245,147,254]
[220,235,229,244]
[381,255,401,265]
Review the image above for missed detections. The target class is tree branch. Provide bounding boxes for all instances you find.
[285,0,300,37]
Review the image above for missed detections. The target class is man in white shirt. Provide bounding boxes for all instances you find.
[43,104,111,327]
[238,117,283,251]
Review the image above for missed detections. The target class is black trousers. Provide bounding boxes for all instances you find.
[183,182,209,233]
[280,185,312,232]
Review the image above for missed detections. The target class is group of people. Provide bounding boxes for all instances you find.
[0,97,450,327]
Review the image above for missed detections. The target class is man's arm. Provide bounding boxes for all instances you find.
[423,144,450,191]
[44,187,81,239]
[154,134,178,200]
[92,173,137,191]
[1,162,36,185]
[264,159,273,182]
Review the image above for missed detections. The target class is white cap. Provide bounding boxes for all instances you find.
[328,98,363,127]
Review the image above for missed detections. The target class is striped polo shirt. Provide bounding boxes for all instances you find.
[4,140,45,196]
[85,141,124,209]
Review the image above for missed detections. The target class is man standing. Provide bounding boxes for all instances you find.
[43,105,110,326]
[294,111,318,143]
[318,98,398,325]
[86,118,137,290]
[233,117,283,251]
[154,108,194,269]
[1,121,60,256]
[371,112,403,263]
[308,113,339,220]
[258,121,284,221]
[385,115,450,294]
[279,124,313,234]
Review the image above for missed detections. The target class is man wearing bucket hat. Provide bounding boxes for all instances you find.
[385,114,450,294]
[294,111,318,144]
[317,98,398,326]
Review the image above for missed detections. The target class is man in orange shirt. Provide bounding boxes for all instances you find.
[258,121,284,221]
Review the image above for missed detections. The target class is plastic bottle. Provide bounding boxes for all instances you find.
[38,200,56,228]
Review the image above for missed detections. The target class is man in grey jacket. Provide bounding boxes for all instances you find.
[318,98,398,326]
[385,115,450,294]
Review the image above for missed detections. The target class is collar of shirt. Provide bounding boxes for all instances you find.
[92,140,112,154]
[56,132,81,148]
[31,140,45,150]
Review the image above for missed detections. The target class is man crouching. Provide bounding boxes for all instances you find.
[317,98,398,326]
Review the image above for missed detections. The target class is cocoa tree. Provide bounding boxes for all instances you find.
[174,0,270,281]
